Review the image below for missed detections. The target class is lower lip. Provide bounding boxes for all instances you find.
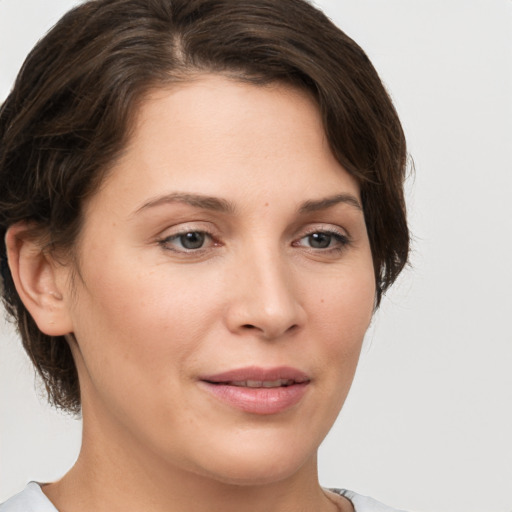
[200,381,309,415]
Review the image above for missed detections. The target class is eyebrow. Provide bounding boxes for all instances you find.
[134,191,362,216]
[135,192,236,215]
[298,193,363,213]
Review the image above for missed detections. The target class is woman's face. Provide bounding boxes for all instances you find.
[62,75,375,484]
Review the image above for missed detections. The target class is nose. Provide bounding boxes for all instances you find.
[224,249,306,340]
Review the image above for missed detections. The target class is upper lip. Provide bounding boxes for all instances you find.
[200,366,310,385]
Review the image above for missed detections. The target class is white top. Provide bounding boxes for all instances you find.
[332,489,407,512]
[0,483,57,512]
[0,482,406,512]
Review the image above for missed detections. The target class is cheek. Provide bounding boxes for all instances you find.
[310,264,375,337]
[307,261,375,386]
[67,270,218,435]
[68,251,232,393]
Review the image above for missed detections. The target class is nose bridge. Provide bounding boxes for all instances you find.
[227,239,304,339]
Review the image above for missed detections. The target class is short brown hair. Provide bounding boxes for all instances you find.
[0,0,409,413]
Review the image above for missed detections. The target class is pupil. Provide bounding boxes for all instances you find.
[181,232,205,249]
[309,232,331,248]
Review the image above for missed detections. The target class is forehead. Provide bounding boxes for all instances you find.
[132,75,324,155]
[88,74,360,216]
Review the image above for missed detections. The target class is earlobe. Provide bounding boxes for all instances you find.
[5,222,74,336]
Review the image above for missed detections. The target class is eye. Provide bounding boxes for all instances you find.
[159,230,212,251]
[294,230,350,251]
[306,232,334,249]
[178,231,207,250]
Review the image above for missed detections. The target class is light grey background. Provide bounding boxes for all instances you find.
[1,1,511,511]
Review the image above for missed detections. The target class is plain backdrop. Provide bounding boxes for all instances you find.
[1,1,511,511]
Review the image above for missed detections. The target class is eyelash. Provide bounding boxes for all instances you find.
[157,227,351,255]
[293,228,351,253]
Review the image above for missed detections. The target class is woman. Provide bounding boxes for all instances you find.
[0,0,408,510]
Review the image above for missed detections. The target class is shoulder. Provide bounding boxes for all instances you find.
[331,488,409,512]
[0,483,58,512]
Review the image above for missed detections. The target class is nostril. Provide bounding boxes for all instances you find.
[286,324,299,334]
[240,323,299,337]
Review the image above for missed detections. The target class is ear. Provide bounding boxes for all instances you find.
[5,222,74,336]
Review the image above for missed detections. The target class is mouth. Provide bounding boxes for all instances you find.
[216,379,299,388]
[199,366,311,415]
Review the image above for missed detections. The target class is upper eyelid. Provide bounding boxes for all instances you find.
[162,227,214,236]
[156,222,218,238]
[159,228,217,243]
[154,221,351,241]
[300,225,346,234]
[295,223,350,238]
[295,230,350,244]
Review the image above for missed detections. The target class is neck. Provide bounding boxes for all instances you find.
[43,407,347,512]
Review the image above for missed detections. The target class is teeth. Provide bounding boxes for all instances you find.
[246,380,263,388]
[229,379,294,388]
[262,379,283,388]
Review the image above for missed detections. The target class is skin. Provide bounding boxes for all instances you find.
[7,75,375,512]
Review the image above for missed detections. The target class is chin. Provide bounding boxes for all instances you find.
[186,433,318,487]
[199,459,309,487]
